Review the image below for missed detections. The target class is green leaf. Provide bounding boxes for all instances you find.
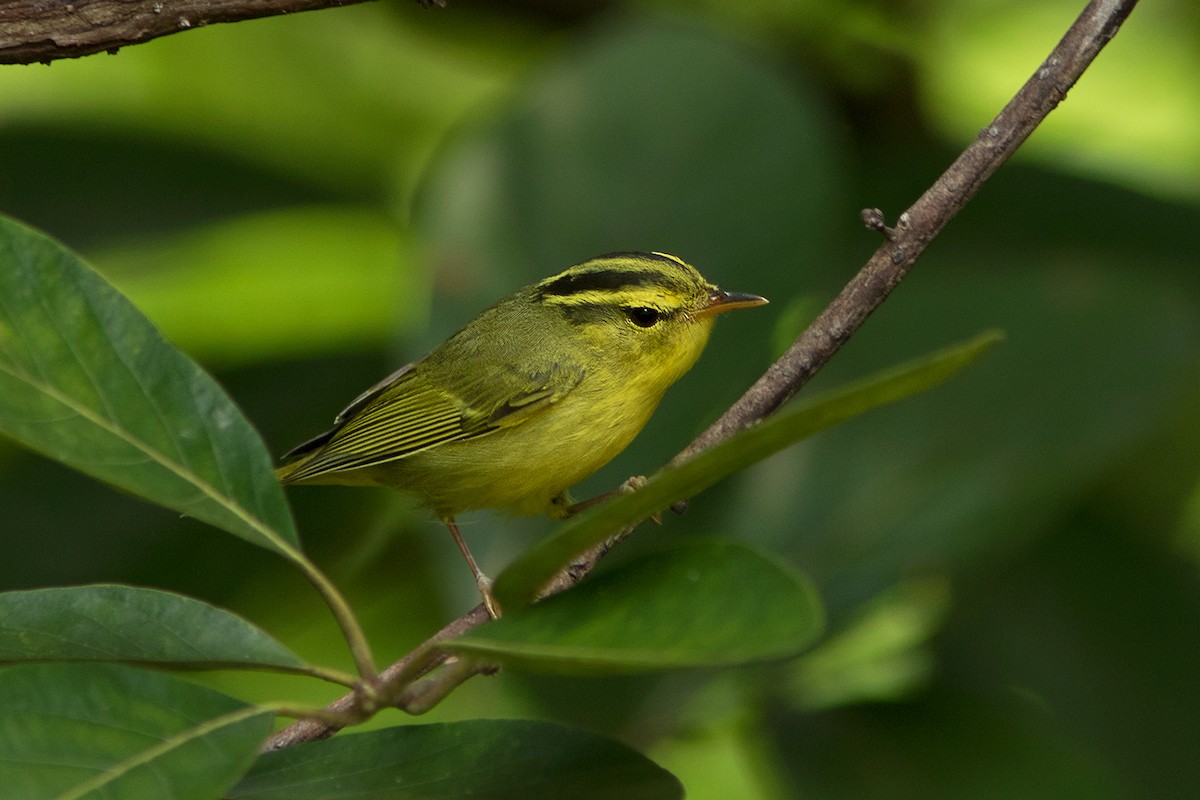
[0,215,299,555]
[0,585,306,672]
[788,577,950,710]
[449,540,823,674]
[0,663,272,800]
[494,331,1003,609]
[231,719,681,800]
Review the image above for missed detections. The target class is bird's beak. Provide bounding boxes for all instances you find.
[694,288,769,319]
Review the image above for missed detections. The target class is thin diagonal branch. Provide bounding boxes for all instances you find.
[675,0,1137,462]
[265,0,1139,749]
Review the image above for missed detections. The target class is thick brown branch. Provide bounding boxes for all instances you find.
[266,0,1138,749]
[0,0,375,64]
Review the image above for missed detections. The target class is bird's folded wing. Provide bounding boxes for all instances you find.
[278,361,584,479]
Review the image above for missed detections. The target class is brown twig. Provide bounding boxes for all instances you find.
[263,528,631,749]
[265,0,1138,749]
[265,536,630,750]
[264,603,490,750]
[0,0,399,65]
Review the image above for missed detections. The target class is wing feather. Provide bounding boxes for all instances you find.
[278,357,584,484]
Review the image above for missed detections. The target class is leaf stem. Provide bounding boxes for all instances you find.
[282,546,378,682]
[292,664,362,688]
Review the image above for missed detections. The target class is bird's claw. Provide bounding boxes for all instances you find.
[618,475,663,524]
[477,574,502,620]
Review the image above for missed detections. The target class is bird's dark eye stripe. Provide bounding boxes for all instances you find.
[538,269,661,297]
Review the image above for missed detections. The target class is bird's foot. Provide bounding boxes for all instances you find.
[615,475,661,523]
[477,574,502,620]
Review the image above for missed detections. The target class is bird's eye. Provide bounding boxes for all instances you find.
[624,306,661,328]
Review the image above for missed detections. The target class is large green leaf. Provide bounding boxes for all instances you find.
[494,331,1001,609]
[449,540,822,674]
[231,720,681,800]
[0,663,272,800]
[0,585,305,671]
[0,215,299,555]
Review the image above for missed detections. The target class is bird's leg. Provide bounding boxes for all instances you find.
[443,518,501,619]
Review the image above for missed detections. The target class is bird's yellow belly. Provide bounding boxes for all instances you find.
[364,384,660,519]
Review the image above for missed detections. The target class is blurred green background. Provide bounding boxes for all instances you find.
[2,0,1199,797]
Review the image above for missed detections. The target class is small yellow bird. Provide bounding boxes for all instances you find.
[277,252,766,614]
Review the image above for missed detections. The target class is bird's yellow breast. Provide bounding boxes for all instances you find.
[362,318,711,518]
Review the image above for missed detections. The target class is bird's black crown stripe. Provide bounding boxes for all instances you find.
[539,253,691,298]
[538,268,661,297]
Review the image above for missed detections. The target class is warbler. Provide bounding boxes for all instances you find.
[277,252,766,614]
